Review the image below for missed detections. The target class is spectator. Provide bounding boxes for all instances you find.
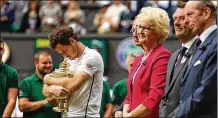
[100,80,113,118]
[112,54,136,108]
[123,7,171,118]
[64,1,86,35]
[145,0,170,9]
[159,2,198,117]
[0,0,15,32]
[0,38,18,117]
[113,53,137,117]
[130,0,145,18]
[93,5,109,34]
[119,2,133,33]
[39,0,63,33]
[11,0,29,31]
[19,1,41,33]
[18,51,60,118]
[104,0,129,32]
[167,1,217,117]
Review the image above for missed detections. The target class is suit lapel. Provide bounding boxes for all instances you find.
[168,60,187,88]
[165,50,180,90]
[181,29,217,84]
[168,45,195,91]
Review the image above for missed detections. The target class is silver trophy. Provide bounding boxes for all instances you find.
[45,58,74,112]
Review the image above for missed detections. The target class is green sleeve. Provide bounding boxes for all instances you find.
[111,83,119,105]
[19,80,30,98]
[7,69,18,88]
[104,81,112,104]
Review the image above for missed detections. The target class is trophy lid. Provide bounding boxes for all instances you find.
[54,58,69,73]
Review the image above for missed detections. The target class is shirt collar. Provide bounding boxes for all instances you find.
[199,25,217,43]
[76,47,89,61]
[33,73,42,82]
[0,63,4,69]
[182,36,198,49]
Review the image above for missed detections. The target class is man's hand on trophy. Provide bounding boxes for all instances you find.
[47,97,58,106]
[49,85,71,96]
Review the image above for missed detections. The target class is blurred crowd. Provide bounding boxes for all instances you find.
[0,0,187,35]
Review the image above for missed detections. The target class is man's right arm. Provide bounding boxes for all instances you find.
[18,98,49,112]
[19,79,54,112]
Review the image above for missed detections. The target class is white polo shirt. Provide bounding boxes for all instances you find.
[66,47,104,117]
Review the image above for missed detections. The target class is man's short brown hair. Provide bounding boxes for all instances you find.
[49,26,79,49]
[0,38,4,47]
[34,51,51,62]
[177,1,186,8]
[197,1,216,17]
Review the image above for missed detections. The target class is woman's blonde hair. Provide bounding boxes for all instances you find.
[135,7,170,44]
[68,1,80,11]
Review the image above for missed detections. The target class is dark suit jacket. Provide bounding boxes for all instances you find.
[19,11,41,32]
[124,44,171,118]
[168,29,217,118]
[159,41,196,117]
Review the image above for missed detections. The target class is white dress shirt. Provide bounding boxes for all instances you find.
[199,25,217,44]
[181,36,198,64]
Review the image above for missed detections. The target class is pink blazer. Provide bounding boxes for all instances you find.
[124,44,171,118]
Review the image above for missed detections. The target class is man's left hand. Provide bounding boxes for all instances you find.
[49,85,71,96]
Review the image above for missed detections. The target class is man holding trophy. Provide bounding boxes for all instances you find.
[43,26,104,117]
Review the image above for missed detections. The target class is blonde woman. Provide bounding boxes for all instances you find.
[64,1,85,25]
[123,7,171,118]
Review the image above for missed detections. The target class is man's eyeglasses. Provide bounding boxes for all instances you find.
[130,25,154,34]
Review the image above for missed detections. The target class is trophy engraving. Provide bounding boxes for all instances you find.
[45,58,74,112]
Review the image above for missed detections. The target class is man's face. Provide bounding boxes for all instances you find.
[173,8,188,38]
[0,43,4,61]
[185,1,206,35]
[55,40,78,59]
[35,55,53,76]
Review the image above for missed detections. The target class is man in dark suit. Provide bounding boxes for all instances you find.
[168,1,217,118]
[159,2,197,117]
